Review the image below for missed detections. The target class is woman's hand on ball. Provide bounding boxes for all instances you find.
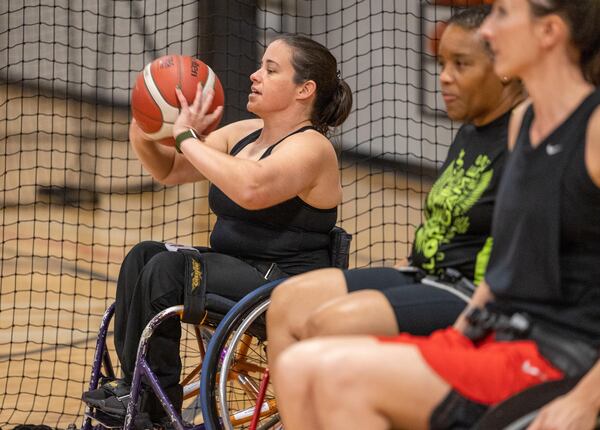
[173,82,224,138]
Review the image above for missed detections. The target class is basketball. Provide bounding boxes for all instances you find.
[131,54,225,146]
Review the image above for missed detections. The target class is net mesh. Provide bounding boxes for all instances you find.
[0,0,466,427]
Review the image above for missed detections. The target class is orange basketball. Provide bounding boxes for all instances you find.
[131,55,225,146]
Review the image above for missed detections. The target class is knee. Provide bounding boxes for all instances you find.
[312,348,373,406]
[274,339,323,392]
[267,272,320,328]
[304,301,355,338]
[267,268,345,336]
[125,240,163,262]
[268,276,303,323]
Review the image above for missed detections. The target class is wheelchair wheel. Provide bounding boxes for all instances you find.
[180,323,213,423]
[200,282,280,430]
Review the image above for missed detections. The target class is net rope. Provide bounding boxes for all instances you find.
[0,0,465,426]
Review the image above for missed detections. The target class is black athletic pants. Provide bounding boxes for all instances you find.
[113,241,278,388]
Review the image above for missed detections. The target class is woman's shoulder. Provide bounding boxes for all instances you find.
[507,99,531,150]
[585,105,600,187]
[222,118,264,150]
[274,127,338,163]
[228,118,264,138]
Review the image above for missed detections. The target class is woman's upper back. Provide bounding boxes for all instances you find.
[486,90,600,345]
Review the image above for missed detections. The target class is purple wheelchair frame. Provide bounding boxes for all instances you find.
[82,303,207,430]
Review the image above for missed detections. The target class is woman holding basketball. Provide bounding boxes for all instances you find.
[275,0,600,429]
[83,34,352,422]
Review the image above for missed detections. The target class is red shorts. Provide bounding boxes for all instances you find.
[378,327,564,405]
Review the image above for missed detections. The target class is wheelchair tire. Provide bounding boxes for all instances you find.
[200,282,280,430]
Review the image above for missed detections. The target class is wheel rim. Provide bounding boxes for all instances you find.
[218,299,273,430]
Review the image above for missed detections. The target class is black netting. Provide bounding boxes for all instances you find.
[0,0,469,426]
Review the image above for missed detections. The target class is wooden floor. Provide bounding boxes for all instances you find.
[0,85,434,428]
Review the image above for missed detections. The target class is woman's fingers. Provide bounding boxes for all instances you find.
[173,82,221,137]
[190,82,204,112]
[175,87,189,110]
[200,88,215,116]
[204,105,223,125]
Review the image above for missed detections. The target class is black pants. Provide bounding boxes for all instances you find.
[113,241,280,388]
[344,267,468,335]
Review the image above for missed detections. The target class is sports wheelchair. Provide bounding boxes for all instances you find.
[81,227,351,430]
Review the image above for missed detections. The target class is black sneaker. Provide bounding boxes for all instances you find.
[82,378,131,417]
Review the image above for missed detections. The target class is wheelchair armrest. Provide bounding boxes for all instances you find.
[329,226,352,269]
[473,377,583,430]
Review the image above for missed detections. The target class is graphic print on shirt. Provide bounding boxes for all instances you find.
[414,149,493,274]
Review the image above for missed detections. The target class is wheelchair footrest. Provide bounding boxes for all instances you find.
[84,409,125,429]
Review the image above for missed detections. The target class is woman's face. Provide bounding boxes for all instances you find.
[480,0,539,80]
[438,23,505,125]
[247,40,301,116]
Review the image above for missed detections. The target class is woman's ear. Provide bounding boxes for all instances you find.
[536,14,568,50]
[297,80,317,100]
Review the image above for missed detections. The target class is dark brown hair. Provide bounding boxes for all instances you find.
[275,34,353,135]
[528,0,600,85]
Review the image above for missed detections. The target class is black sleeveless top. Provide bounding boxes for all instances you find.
[410,111,510,283]
[486,90,600,346]
[208,126,338,275]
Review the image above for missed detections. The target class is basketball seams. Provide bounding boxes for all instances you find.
[204,66,215,98]
[131,54,224,144]
[143,60,179,139]
[136,63,162,130]
[177,55,184,101]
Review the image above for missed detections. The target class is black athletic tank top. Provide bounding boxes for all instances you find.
[208,126,338,275]
[486,90,600,346]
[410,111,510,283]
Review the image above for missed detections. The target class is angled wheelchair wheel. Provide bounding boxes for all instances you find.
[180,322,214,423]
[200,282,282,430]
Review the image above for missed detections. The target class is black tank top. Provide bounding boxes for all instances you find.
[486,90,600,346]
[208,126,338,275]
[410,110,510,283]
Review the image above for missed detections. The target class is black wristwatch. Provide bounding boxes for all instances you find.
[175,129,199,153]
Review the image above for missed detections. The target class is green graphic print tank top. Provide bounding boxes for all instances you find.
[410,111,511,283]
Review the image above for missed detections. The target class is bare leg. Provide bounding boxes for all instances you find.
[305,290,399,337]
[266,268,348,383]
[275,337,450,430]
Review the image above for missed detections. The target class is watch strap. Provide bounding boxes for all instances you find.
[175,129,198,153]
